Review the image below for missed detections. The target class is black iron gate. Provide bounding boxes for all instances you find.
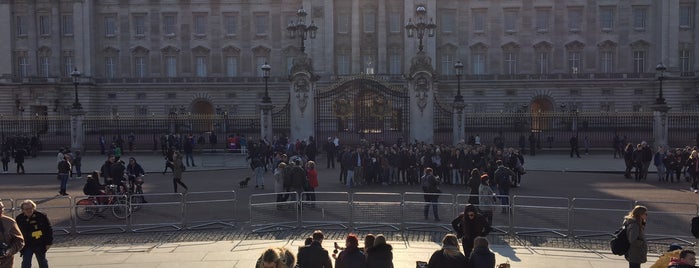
[315,77,409,146]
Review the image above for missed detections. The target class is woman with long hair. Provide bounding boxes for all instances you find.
[427,234,467,268]
[624,205,648,268]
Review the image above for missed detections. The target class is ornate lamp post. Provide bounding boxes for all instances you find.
[70,68,82,109]
[286,7,318,53]
[655,62,666,105]
[405,5,436,52]
[261,62,271,103]
[452,61,465,144]
[454,61,464,103]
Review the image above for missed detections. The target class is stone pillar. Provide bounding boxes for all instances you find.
[652,103,671,149]
[260,102,273,142]
[289,54,317,143]
[0,3,12,79]
[453,102,465,145]
[70,107,86,153]
[407,51,435,143]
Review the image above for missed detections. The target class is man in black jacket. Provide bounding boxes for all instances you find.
[297,230,333,268]
[15,200,53,268]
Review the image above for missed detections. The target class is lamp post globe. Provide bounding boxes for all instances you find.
[70,68,82,109]
[261,62,271,103]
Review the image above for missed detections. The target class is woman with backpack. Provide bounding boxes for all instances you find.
[624,205,648,268]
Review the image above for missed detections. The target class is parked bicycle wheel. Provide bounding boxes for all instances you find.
[130,191,143,212]
[111,196,130,219]
[75,199,97,221]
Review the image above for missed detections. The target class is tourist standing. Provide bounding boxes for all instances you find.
[16,200,53,268]
[624,205,648,268]
[0,201,25,268]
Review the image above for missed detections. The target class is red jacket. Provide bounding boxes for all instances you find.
[307,168,319,188]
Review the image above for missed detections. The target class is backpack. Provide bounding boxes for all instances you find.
[692,216,699,238]
[610,224,630,255]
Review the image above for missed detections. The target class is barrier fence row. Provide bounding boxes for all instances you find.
[250,192,698,244]
[2,191,696,245]
[0,191,237,234]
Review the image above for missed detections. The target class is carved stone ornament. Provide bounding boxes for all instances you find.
[295,79,310,114]
[290,53,314,75]
[415,77,429,113]
[409,51,434,75]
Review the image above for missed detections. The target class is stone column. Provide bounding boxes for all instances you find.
[70,107,86,153]
[260,102,273,142]
[407,51,435,143]
[652,103,671,149]
[289,54,317,143]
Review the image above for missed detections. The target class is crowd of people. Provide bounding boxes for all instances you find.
[621,140,699,193]
[255,228,496,268]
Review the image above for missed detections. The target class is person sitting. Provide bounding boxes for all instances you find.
[255,247,296,268]
[427,234,467,268]
[335,233,367,268]
[668,249,697,268]
[467,237,495,268]
[297,230,333,268]
[366,234,393,268]
[82,172,107,204]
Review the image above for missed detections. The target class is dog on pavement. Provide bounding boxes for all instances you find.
[239,177,251,188]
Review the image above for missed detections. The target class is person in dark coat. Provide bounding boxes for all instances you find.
[467,237,495,268]
[427,234,467,268]
[466,168,481,205]
[15,200,53,268]
[14,148,25,174]
[366,234,393,268]
[452,204,491,258]
[297,230,333,268]
[335,234,366,268]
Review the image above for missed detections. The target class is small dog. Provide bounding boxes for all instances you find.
[239,177,251,188]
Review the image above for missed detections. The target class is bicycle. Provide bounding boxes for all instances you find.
[127,175,146,211]
[75,184,130,220]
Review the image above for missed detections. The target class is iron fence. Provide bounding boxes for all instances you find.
[1,112,696,151]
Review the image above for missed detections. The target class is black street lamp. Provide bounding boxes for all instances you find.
[405,5,436,53]
[261,62,271,103]
[70,68,82,109]
[454,61,464,103]
[655,62,667,105]
[286,7,318,53]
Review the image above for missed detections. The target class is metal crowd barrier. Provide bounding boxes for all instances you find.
[635,200,699,244]
[250,191,299,232]
[184,191,237,230]
[299,191,350,230]
[512,195,570,237]
[402,192,454,231]
[4,191,697,245]
[456,194,511,235]
[351,192,403,231]
[13,196,72,235]
[571,198,633,238]
[72,194,129,234]
[129,193,184,232]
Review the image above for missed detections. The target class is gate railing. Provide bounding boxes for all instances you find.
[2,112,698,151]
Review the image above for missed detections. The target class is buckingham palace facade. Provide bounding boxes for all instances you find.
[0,0,698,145]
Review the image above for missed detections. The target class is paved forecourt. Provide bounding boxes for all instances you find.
[6,150,669,267]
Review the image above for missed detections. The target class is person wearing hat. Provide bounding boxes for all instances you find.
[0,201,25,268]
[478,173,497,225]
[451,204,491,258]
